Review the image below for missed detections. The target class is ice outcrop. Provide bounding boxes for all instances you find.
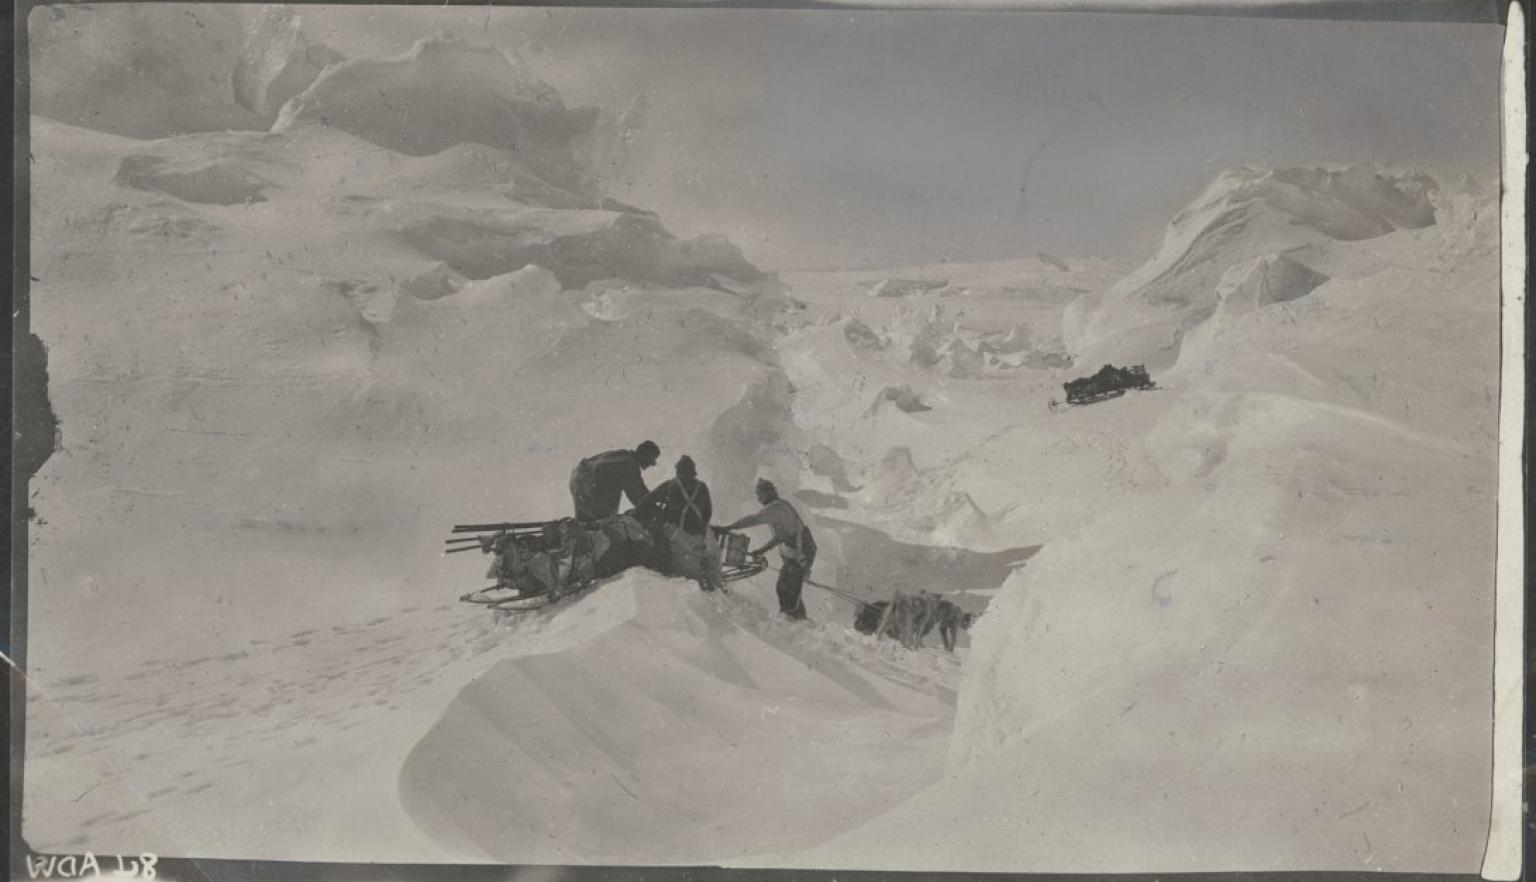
[1214,253,1329,313]
[867,384,933,415]
[913,491,1001,548]
[276,35,600,197]
[1065,164,1438,370]
[863,278,949,298]
[843,318,888,350]
[705,373,802,514]
[390,203,766,289]
[975,322,1073,370]
[28,4,266,138]
[233,5,344,122]
[806,443,859,493]
[857,447,923,507]
[392,261,465,302]
[397,143,599,211]
[892,307,994,379]
[1036,251,1071,272]
[842,306,1064,378]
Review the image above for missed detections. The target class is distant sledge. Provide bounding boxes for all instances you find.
[1049,363,1157,411]
[453,518,767,614]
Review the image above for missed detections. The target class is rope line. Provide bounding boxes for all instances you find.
[760,561,879,610]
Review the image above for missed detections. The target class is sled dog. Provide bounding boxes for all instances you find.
[873,591,976,652]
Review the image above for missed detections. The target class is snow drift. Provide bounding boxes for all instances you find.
[24,8,1502,872]
[1064,164,1439,369]
[389,203,765,289]
[24,28,796,859]
[400,572,954,865]
[785,172,1499,872]
[276,34,599,197]
[27,4,268,139]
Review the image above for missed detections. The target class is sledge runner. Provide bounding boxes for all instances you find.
[569,441,661,522]
[721,479,817,620]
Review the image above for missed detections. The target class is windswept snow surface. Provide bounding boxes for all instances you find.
[28,4,270,139]
[23,27,868,863]
[1064,164,1440,370]
[401,573,957,865]
[24,8,1501,871]
[772,170,1499,872]
[274,34,599,195]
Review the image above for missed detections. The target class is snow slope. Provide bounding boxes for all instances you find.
[274,34,600,197]
[22,31,821,861]
[28,4,269,139]
[1064,164,1440,370]
[776,256,1144,550]
[24,568,959,863]
[400,573,956,865]
[23,8,1501,872]
[776,171,1499,873]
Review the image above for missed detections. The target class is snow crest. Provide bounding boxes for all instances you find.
[276,34,600,196]
[233,5,344,122]
[1064,164,1439,369]
[400,572,956,864]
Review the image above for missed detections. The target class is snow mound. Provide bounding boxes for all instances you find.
[114,153,271,205]
[1215,253,1330,312]
[892,305,987,378]
[400,572,954,864]
[397,143,599,210]
[395,261,465,302]
[975,322,1073,370]
[839,304,1065,378]
[28,5,267,139]
[842,317,888,350]
[867,384,933,415]
[797,176,1498,873]
[1065,164,1438,369]
[233,5,344,122]
[975,321,1033,356]
[806,443,859,493]
[857,447,923,507]
[276,34,599,196]
[706,373,803,515]
[1036,251,1071,272]
[863,277,949,298]
[912,491,1001,548]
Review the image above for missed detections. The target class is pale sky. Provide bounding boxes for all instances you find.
[297,6,1504,270]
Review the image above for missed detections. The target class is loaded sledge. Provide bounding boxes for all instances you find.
[1049,363,1156,410]
[450,514,767,614]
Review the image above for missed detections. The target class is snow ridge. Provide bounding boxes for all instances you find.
[1065,164,1439,369]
